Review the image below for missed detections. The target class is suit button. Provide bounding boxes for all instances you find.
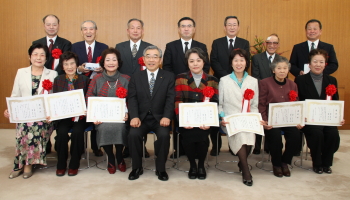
[281,96,284,98]
[196,94,198,96]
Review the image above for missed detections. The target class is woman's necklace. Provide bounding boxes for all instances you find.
[107,79,118,89]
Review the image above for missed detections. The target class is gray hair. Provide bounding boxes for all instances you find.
[81,20,97,30]
[143,45,163,58]
[270,56,291,71]
[127,18,144,28]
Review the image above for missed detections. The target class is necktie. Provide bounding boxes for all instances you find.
[132,44,137,57]
[87,46,92,63]
[269,56,272,63]
[149,73,155,96]
[311,42,315,51]
[49,39,54,53]
[184,42,189,54]
[229,39,234,53]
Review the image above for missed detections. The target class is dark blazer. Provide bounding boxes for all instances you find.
[71,41,108,66]
[295,73,339,101]
[163,39,210,76]
[252,52,281,81]
[115,40,153,76]
[210,36,250,80]
[290,41,338,77]
[128,69,175,122]
[32,36,72,75]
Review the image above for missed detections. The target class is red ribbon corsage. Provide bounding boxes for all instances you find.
[116,87,127,98]
[52,48,62,59]
[325,84,337,100]
[289,90,298,102]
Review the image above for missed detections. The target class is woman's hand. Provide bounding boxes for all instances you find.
[4,109,10,118]
[46,116,51,123]
[78,63,90,73]
[262,121,273,130]
[123,113,128,121]
[340,119,345,125]
[184,126,193,129]
[199,125,210,130]
[94,121,102,125]
[221,118,229,127]
[296,124,304,129]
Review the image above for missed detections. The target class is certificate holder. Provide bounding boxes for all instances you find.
[6,95,47,123]
[305,99,344,126]
[268,101,305,127]
[224,113,264,137]
[179,102,219,127]
[87,97,126,123]
[44,89,86,121]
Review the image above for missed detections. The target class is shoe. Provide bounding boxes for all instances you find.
[188,167,197,179]
[144,148,150,158]
[56,169,66,177]
[210,148,220,156]
[323,167,332,174]
[252,149,260,155]
[23,171,33,179]
[107,162,116,174]
[9,169,23,179]
[118,160,126,172]
[272,166,283,177]
[128,168,143,180]
[281,163,291,177]
[313,167,323,174]
[197,167,206,180]
[155,170,169,181]
[242,175,253,186]
[68,169,78,176]
[170,151,185,159]
[93,149,103,157]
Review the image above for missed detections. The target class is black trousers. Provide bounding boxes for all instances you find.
[129,114,170,171]
[55,118,88,169]
[265,127,300,166]
[302,125,340,167]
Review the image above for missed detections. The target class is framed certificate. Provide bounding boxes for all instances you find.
[224,113,264,137]
[6,95,46,123]
[179,102,219,127]
[87,97,126,123]
[44,89,86,121]
[268,101,305,127]
[305,99,344,126]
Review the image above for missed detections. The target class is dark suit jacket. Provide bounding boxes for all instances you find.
[295,73,339,101]
[163,39,210,76]
[252,52,281,81]
[128,69,175,122]
[32,36,72,75]
[290,41,338,77]
[71,41,108,66]
[210,36,250,80]
[115,40,153,76]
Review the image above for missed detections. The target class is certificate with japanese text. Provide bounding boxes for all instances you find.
[305,100,344,126]
[268,101,305,127]
[6,96,47,123]
[87,97,125,123]
[44,89,86,121]
[224,113,264,137]
[179,102,219,127]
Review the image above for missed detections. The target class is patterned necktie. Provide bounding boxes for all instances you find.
[311,42,315,51]
[229,39,234,53]
[149,73,155,96]
[49,39,53,53]
[269,56,272,63]
[132,44,137,57]
[87,46,92,62]
[184,42,189,54]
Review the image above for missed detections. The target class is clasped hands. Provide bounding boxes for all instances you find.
[130,117,171,128]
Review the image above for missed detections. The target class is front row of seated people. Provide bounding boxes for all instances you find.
[4,44,344,187]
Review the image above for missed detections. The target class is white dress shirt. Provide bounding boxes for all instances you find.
[181,38,192,53]
[46,35,57,48]
[147,68,159,82]
[226,36,237,48]
[130,39,141,51]
[308,39,319,51]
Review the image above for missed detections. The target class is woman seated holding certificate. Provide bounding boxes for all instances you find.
[258,56,302,178]
[51,51,90,177]
[219,48,258,186]
[174,47,218,180]
[86,48,129,174]
[295,49,344,174]
[4,43,57,179]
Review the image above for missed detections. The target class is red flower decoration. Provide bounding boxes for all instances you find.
[138,57,145,66]
[325,84,337,96]
[52,48,62,59]
[42,79,53,91]
[116,87,127,98]
[96,56,102,63]
[243,89,254,100]
[289,90,298,101]
[202,86,215,98]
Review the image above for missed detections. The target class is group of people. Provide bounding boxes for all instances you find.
[3,14,343,187]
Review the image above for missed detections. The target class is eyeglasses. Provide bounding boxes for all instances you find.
[266,42,279,45]
[145,55,160,60]
[180,24,193,28]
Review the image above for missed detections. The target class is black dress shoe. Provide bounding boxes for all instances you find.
[188,168,197,179]
[273,166,283,177]
[313,167,323,174]
[323,167,332,174]
[155,170,169,181]
[93,149,103,157]
[210,148,220,156]
[144,148,150,158]
[242,176,253,186]
[197,167,206,180]
[252,149,260,155]
[128,168,143,180]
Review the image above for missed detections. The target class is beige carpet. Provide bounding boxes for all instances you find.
[0,129,350,200]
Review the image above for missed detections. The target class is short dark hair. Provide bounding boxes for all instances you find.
[224,16,239,26]
[178,17,196,27]
[305,19,322,30]
[309,49,328,63]
[99,48,123,70]
[28,43,49,61]
[42,14,60,24]
[229,48,249,71]
[58,51,79,71]
[185,47,208,64]
[127,18,144,28]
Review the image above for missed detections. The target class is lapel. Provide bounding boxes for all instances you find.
[23,66,32,92]
[317,41,325,49]
[187,71,207,91]
[80,42,88,61]
[220,37,230,56]
[151,69,165,99]
[53,36,62,49]
[175,39,186,66]
[320,74,331,99]
[261,52,272,76]
[132,41,146,74]
[92,41,100,62]
[37,67,51,94]
[140,70,151,99]
[123,41,133,69]
[301,41,310,64]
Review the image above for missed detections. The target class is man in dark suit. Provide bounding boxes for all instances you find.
[210,16,250,156]
[116,18,153,158]
[290,19,338,77]
[163,17,210,158]
[72,20,108,157]
[33,14,71,75]
[128,46,175,181]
